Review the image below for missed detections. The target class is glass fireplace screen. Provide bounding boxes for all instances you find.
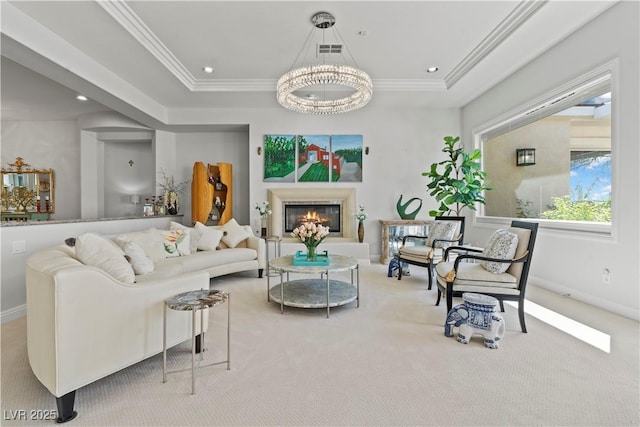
[284,203,341,234]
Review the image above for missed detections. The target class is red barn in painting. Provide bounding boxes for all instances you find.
[299,144,342,176]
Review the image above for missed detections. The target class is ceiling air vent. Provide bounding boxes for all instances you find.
[317,44,342,55]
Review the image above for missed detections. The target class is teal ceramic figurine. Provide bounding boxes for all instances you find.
[396,195,422,219]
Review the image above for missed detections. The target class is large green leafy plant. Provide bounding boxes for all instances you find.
[423,136,491,216]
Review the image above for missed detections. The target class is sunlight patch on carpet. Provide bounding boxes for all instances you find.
[506,300,611,353]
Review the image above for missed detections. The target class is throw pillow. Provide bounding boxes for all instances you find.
[159,229,191,257]
[480,229,519,274]
[170,221,199,254]
[426,221,457,248]
[74,232,135,284]
[219,218,251,248]
[114,237,154,275]
[194,222,224,251]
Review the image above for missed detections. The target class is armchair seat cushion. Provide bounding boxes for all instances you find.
[398,246,444,263]
[436,262,517,288]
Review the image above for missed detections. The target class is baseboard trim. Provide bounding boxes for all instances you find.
[2,304,26,324]
[530,275,639,321]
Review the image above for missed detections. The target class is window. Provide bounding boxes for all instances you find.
[477,70,613,231]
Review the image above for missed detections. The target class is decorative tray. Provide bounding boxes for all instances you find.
[292,250,330,266]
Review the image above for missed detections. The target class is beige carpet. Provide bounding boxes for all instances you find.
[2,263,639,426]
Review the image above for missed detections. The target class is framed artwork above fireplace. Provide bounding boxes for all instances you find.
[263,134,363,183]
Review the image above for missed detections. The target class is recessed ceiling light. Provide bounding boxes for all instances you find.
[76,95,88,101]
[203,66,215,74]
[426,67,439,73]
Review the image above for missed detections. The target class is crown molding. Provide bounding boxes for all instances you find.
[98,0,544,94]
[444,0,548,88]
[374,79,447,92]
[98,0,196,88]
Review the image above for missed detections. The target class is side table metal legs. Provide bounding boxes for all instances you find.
[162,292,231,395]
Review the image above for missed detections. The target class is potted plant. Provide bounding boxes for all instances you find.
[158,169,188,215]
[423,136,491,216]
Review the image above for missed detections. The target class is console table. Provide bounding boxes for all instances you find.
[379,219,433,264]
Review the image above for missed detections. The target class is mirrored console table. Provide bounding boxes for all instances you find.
[379,219,433,264]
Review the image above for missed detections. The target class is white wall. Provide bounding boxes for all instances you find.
[168,105,461,251]
[461,1,639,319]
[248,106,461,252]
[103,140,154,217]
[1,120,80,219]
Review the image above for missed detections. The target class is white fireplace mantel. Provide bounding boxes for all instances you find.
[268,188,357,242]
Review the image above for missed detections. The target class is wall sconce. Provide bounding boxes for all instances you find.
[257,147,262,155]
[365,146,369,155]
[130,195,140,205]
[516,148,536,166]
[128,160,134,167]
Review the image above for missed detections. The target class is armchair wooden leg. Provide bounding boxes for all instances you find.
[427,263,433,290]
[519,302,528,333]
[435,289,441,306]
[499,300,505,312]
[446,284,453,312]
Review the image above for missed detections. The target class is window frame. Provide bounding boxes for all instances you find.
[472,60,619,238]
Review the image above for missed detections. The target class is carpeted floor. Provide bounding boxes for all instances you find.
[2,263,639,426]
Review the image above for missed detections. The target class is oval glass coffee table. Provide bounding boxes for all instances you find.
[268,254,359,318]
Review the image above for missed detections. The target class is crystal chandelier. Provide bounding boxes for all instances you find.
[276,12,373,115]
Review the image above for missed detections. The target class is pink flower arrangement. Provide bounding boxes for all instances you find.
[291,222,330,251]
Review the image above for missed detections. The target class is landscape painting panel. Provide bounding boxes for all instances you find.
[264,134,296,182]
[298,135,331,182]
[330,135,363,182]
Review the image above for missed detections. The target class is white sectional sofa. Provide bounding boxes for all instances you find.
[25,220,265,422]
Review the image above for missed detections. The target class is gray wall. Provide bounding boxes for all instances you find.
[1,120,80,219]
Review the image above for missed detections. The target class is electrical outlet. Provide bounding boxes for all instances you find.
[602,268,611,285]
[12,240,26,254]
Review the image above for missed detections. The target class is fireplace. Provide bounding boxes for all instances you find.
[284,203,342,235]
[268,188,357,241]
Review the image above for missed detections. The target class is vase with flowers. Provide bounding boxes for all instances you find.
[291,222,330,260]
[254,201,272,237]
[355,205,367,243]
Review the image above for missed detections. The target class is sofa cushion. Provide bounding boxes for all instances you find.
[133,257,185,283]
[195,222,224,251]
[159,229,191,258]
[220,218,251,248]
[74,232,135,284]
[480,229,519,274]
[114,237,154,275]
[179,248,258,272]
[170,221,199,254]
[116,228,166,262]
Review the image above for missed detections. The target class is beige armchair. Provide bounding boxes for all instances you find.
[397,216,465,289]
[435,221,539,333]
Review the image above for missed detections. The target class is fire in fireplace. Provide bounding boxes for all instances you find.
[284,203,341,234]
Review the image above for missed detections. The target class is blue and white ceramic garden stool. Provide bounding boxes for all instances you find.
[444,292,505,349]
